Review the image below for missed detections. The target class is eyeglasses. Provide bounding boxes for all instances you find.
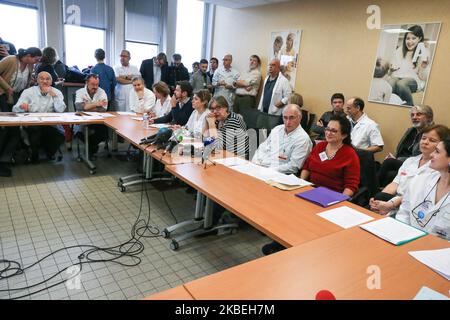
[209,106,224,113]
[325,127,339,134]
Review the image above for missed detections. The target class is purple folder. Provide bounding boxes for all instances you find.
[295,187,349,207]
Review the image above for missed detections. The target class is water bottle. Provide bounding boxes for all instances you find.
[142,113,149,129]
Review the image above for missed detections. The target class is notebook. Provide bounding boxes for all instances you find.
[360,217,427,246]
[295,187,349,207]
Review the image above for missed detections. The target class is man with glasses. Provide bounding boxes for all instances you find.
[252,104,312,174]
[378,105,434,187]
[74,74,109,159]
[140,52,171,90]
[114,50,140,112]
[212,54,240,111]
[13,72,66,163]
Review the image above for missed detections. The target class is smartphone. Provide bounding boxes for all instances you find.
[412,42,426,64]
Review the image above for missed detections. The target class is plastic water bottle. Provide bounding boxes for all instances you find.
[142,113,149,129]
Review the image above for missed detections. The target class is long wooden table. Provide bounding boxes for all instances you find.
[182,228,450,300]
[165,162,380,248]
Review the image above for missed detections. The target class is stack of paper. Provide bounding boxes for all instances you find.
[117,112,137,116]
[213,157,249,167]
[409,248,450,280]
[360,217,427,245]
[317,206,374,229]
[230,163,284,182]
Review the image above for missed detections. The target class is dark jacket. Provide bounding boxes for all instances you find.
[140,59,171,89]
[395,127,422,161]
[153,98,193,126]
[168,63,190,89]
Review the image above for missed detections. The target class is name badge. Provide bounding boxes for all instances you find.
[417,201,432,220]
[319,151,328,162]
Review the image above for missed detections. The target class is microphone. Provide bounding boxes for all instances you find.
[139,132,158,145]
[162,129,184,156]
[202,136,216,165]
[315,290,336,300]
[153,128,173,149]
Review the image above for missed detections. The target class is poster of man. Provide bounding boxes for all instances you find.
[269,30,301,88]
[368,22,441,107]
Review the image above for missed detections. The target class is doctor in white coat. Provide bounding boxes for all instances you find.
[258,59,292,116]
[396,138,450,240]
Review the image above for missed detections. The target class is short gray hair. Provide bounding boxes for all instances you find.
[411,105,434,123]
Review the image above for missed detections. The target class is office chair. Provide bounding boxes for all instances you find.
[239,105,260,130]
[300,109,309,131]
[305,113,316,135]
[350,148,379,207]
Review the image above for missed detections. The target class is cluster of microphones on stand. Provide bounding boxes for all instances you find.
[139,127,216,164]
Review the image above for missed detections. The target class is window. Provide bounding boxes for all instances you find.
[125,0,162,68]
[175,0,205,72]
[63,0,107,68]
[0,1,40,50]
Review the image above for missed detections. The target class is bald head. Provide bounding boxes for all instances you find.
[283,104,302,134]
[268,59,281,78]
[223,54,232,69]
[37,71,53,88]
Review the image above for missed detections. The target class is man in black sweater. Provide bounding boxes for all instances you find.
[167,53,190,93]
[150,81,193,126]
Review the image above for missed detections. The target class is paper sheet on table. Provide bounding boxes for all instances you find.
[360,217,427,245]
[409,248,450,281]
[413,286,449,300]
[131,117,143,121]
[269,174,312,187]
[17,116,41,122]
[117,112,137,116]
[83,112,115,118]
[213,157,249,167]
[19,113,61,117]
[0,116,21,122]
[230,163,285,182]
[318,206,374,229]
[149,124,170,129]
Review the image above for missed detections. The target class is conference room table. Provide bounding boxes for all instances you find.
[165,162,380,248]
[176,228,449,300]
[0,112,105,174]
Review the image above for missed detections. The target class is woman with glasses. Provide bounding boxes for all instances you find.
[396,138,450,240]
[370,124,450,216]
[300,115,360,197]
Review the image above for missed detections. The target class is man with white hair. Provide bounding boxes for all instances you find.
[13,71,66,163]
[258,58,292,116]
[252,104,312,175]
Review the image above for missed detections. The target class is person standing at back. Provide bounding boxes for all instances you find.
[114,50,140,112]
[91,49,116,111]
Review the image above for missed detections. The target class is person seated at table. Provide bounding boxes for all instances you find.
[204,95,249,159]
[74,74,109,159]
[377,105,434,187]
[395,138,450,240]
[173,89,211,139]
[13,71,66,163]
[262,115,360,255]
[128,76,156,114]
[252,104,312,175]
[149,80,193,126]
[204,95,249,228]
[370,124,449,217]
[311,93,346,140]
[150,81,171,118]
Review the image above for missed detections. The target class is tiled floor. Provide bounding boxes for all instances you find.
[0,144,268,300]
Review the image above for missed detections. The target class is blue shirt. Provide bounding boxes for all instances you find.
[91,63,117,101]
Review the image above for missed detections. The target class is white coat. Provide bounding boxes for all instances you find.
[257,73,292,116]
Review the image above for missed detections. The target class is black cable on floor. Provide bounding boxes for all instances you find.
[0,176,161,300]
